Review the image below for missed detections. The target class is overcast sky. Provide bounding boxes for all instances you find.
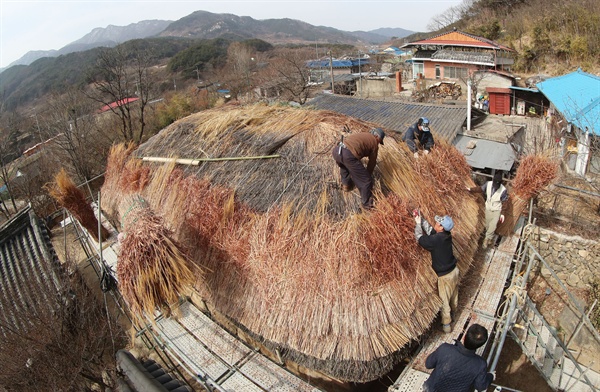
[0,0,463,68]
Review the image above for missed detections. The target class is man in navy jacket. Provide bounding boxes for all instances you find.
[403,117,435,158]
[423,323,495,392]
[415,213,458,333]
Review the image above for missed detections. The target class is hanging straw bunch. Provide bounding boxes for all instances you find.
[116,195,199,318]
[497,154,558,235]
[101,143,149,219]
[101,103,483,382]
[47,168,109,241]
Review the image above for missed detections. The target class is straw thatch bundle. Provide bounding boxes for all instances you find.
[47,168,109,241]
[116,194,199,317]
[497,154,558,236]
[101,103,483,382]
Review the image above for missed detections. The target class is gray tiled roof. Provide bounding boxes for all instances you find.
[306,94,467,142]
[0,206,62,334]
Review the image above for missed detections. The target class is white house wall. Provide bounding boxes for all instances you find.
[575,128,590,176]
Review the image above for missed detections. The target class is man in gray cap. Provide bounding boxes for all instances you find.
[332,128,385,210]
[403,117,435,158]
[414,212,459,333]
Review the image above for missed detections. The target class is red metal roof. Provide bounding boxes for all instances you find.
[97,97,140,114]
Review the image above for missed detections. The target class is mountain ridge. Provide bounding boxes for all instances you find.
[4,11,414,69]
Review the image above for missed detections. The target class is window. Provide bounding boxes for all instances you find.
[435,65,441,79]
[444,66,469,79]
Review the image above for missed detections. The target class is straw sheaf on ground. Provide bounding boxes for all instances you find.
[101,104,484,382]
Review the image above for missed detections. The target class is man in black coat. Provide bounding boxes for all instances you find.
[403,117,435,158]
[423,323,495,392]
[414,213,458,333]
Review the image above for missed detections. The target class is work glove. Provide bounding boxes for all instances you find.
[424,149,429,155]
[413,152,419,159]
[414,215,421,225]
[499,214,505,224]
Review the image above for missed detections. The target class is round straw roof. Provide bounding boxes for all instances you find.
[102,103,483,382]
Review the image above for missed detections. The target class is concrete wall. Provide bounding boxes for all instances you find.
[357,78,398,98]
[531,227,600,288]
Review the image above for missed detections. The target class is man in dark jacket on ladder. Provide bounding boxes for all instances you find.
[332,128,385,210]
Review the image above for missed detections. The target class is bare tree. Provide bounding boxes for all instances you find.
[427,0,475,31]
[87,45,155,144]
[221,42,256,101]
[0,139,18,217]
[260,48,315,104]
[43,89,115,183]
[459,70,490,102]
[0,259,127,391]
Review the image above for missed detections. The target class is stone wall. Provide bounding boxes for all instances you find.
[530,226,600,288]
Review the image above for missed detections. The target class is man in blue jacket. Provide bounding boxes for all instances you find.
[403,117,435,158]
[423,323,495,392]
[415,213,458,333]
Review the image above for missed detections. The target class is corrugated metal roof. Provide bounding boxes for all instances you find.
[509,86,539,92]
[306,94,467,142]
[536,69,600,135]
[453,135,516,171]
[306,59,370,69]
[0,206,62,334]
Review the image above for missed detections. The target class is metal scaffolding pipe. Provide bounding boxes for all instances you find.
[490,251,537,371]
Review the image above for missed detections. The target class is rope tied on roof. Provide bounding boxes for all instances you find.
[121,195,148,231]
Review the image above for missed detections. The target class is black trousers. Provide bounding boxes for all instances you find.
[332,145,373,209]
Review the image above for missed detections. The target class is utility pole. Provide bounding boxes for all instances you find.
[358,51,362,98]
[328,51,334,94]
[33,112,43,144]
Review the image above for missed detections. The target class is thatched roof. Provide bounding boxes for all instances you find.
[101,103,483,382]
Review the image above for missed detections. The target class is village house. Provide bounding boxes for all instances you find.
[536,68,600,177]
[400,28,516,82]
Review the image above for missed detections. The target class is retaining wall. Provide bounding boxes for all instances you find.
[531,226,600,288]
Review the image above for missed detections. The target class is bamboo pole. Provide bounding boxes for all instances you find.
[140,155,280,165]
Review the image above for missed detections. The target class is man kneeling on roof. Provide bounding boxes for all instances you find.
[414,212,458,334]
[403,117,435,158]
[332,128,385,210]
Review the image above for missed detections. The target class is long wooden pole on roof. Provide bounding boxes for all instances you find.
[140,155,280,165]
